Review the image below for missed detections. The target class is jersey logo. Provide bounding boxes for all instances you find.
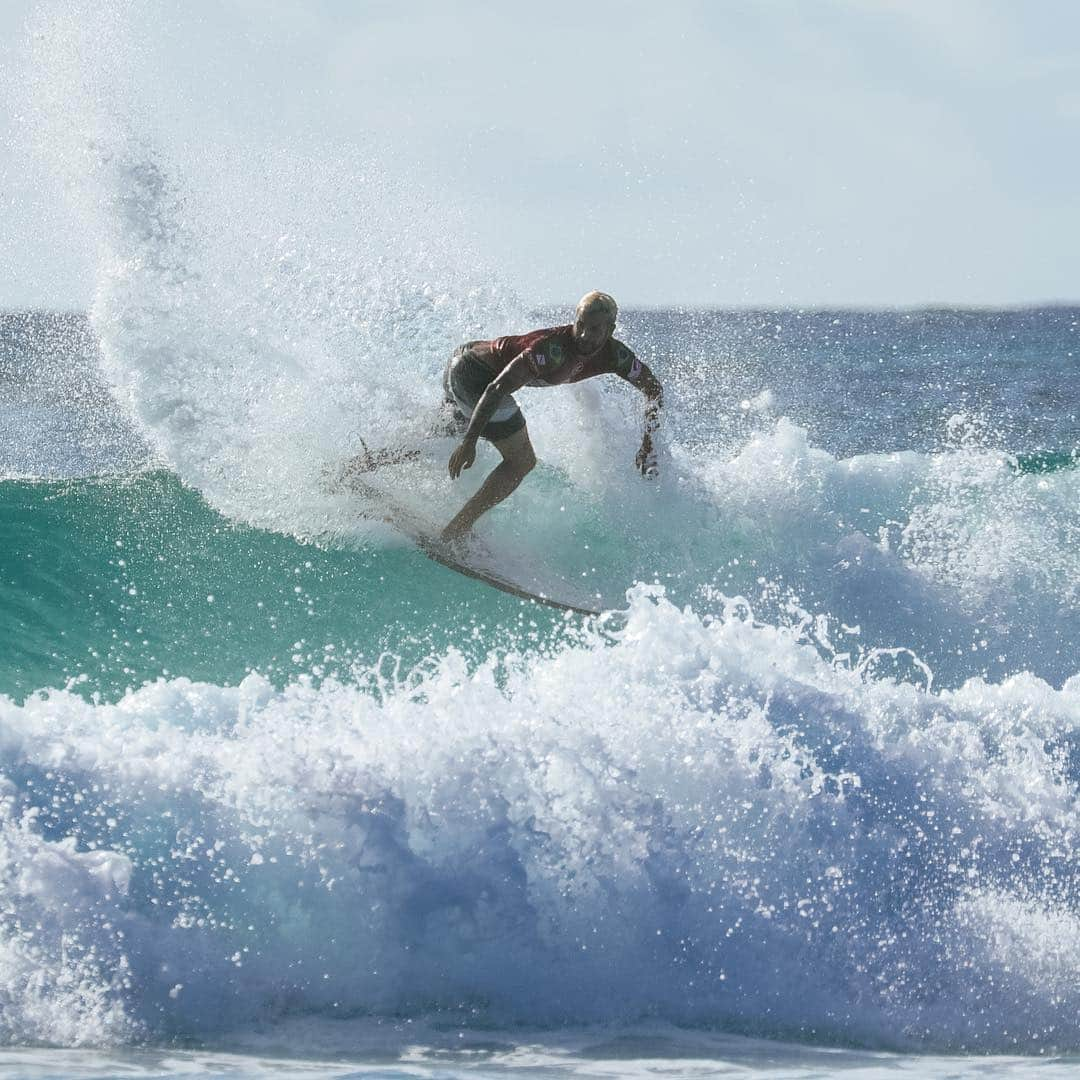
[535,352,546,367]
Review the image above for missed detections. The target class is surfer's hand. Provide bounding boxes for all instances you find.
[448,438,477,479]
[635,435,659,479]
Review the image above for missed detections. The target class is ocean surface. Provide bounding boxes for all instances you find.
[3,301,1079,1078]
[3,4,1080,1076]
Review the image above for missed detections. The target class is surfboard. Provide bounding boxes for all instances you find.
[345,475,604,617]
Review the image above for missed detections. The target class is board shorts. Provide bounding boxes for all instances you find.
[443,344,527,442]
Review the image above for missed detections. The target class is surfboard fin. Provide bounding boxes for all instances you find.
[342,438,422,480]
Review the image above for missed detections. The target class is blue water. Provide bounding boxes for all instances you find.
[2,4,1080,1077]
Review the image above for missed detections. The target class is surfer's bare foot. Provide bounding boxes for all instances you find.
[439,522,473,546]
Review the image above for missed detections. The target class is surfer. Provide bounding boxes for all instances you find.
[441,291,662,541]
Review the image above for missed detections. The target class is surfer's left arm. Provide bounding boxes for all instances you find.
[615,352,663,477]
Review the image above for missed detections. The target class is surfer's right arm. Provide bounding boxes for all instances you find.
[447,355,533,479]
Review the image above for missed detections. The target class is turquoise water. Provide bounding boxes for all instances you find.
[1,472,568,702]
[1013,448,1080,474]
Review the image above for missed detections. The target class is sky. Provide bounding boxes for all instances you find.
[1,0,1079,309]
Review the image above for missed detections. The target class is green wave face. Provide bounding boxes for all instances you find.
[1012,449,1080,475]
[0,473,566,702]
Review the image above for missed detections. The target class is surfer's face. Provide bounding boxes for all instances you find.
[573,309,615,355]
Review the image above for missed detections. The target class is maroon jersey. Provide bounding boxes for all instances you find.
[469,324,643,387]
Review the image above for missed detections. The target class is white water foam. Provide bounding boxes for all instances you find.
[1,588,1079,1051]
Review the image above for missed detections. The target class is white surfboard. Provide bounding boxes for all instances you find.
[345,475,604,617]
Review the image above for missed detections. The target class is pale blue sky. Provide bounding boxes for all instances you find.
[2,0,1079,309]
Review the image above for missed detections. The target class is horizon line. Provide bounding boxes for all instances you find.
[4,300,1080,319]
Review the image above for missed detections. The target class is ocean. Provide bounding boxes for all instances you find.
[2,301,1078,1078]
[2,4,1080,1075]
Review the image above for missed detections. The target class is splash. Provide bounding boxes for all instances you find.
[17,0,521,538]
[1,588,1079,1050]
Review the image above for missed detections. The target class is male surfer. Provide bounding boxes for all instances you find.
[440,291,663,541]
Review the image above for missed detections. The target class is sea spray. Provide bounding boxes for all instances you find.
[1,587,1079,1049]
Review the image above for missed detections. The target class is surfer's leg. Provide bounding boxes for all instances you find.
[441,426,536,541]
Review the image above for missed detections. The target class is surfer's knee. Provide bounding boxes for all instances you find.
[503,445,535,480]
[509,437,536,477]
[494,429,536,478]
[516,446,537,477]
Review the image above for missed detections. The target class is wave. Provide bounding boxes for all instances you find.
[3,411,1077,698]
[4,3,1079,1058]
[0,471,548,703]
[1,588,1079,1050]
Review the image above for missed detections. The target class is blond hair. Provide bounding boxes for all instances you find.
[576,290,618,324]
